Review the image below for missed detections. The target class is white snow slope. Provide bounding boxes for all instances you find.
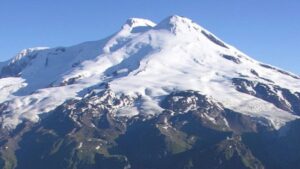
[0,15,299,130]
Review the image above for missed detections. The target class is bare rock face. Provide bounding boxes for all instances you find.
[232,78,300,115]
[0,89,276,169]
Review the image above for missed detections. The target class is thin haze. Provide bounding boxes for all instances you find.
[0,0,299,74]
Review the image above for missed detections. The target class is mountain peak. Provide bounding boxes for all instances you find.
[165,15,192,24]
[155,15,202,34]
[10,47,49,64]
[122,18,156,31]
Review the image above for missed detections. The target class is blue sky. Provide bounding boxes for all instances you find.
[0,0,299,74]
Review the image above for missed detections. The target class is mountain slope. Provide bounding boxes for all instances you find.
[0,15,299,130]
[0,15,300,169]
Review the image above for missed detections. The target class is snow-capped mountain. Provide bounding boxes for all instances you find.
[1,15,300,169]
[0,15,299,130]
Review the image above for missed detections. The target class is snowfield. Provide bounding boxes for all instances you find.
[0,15,299,130]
